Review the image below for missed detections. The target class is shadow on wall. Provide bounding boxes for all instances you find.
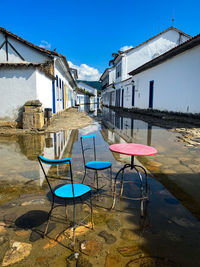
[15,105,24,127]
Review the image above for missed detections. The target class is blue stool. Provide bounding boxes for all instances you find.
[80,134,112,190]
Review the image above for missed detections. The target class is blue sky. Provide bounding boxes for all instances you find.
[0,0,200,80]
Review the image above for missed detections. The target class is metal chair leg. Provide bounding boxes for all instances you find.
[65,201,68,222]
[90,191,94,229]
[82,169,87,183]
[120,169,125,197]
[134,166,144,199]
[44,195,55,237]
[96,170,99,191]
[72,198,76,251]
[134,164,148,196]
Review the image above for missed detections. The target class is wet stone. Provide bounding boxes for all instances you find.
[121,229,139,241]
[165,231,182,242]
[125,256,178,267]
[0,221,6,234]
[2,240,32,266]
[0,236,7,246]
[43,233,65,249]
[105,254,120,267]
[30,223,56,242]
[21,198,46,206]
[170,217,194,227]
[65,222,93,239]
[3,213,17,225]
[80,239,102,256]
[76,255,93,267]
[106,218,121,231]
[164,198,179,205]
[98,230,116,244]
[117,246,141,257]
[36,256,53,266]
[15,229,30,237]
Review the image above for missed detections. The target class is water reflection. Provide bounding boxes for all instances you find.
[101,106,200,219]
[0,130,78,186]
[78,103,100,117]
[1,109,200,266]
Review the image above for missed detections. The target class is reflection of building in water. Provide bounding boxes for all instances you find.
[101,107,152,147]
[79,103,98,117]
[39,130,78,185]
[17,130,78,185]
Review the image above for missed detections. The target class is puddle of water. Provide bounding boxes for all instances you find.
[0,105,200,266]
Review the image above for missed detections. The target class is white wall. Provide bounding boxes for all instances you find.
[0,32,50,63]
[78,82,97,105]
[78,82,97,98]
[102,29,190,108]
[109,68,116,84]
[133,45,200,113]
[36,70,53,110]
[126,30,189,79]
[54,60,74,111]
[77,93,89,105]
[0,67,37,120]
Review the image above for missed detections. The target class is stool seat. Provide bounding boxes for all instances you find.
[55,183,91,198]
[86,160,112,170]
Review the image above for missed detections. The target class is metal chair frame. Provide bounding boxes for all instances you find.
[80,134,112,190]
[38,155,94,251]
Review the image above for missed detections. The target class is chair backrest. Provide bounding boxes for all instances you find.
[80,134,96,165]
[38,155,75,197]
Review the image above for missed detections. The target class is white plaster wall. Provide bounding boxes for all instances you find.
[109,68,116,84]
[110,29,190,85]
[101,85,115,106]
[102,29,190,109]
[0,32,50,63]
[0,67,36,120]
[36,70,52,110]
[126,30,189,77]
[54,60,74,111]
[133,45,200,113]
[78,82,97,98]
[77,94,89,105]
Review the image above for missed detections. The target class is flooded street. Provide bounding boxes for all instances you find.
[0,105,200,266]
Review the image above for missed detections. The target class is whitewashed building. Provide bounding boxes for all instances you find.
[0,27,77,121]
[128,33,200,113]
[101,27,191,109]
[76,80,99,107]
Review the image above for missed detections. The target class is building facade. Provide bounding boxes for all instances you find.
[128,34,200,113]
[0,27,77,121]
[100,27,191,110]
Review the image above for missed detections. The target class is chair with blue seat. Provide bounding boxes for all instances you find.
[38,155,94,251]
[80,134,112,190]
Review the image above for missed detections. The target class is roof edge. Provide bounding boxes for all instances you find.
[129,33,200,76]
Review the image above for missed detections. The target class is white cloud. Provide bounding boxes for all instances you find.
[68,61,101,81]
[119,45,133,52]
[39,40,51,50]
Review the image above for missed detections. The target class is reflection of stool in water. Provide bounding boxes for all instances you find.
[109,143,157,214]
[80,134,112,190]
[38,155,94,251]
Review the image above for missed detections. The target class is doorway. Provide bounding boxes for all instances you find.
[149,80,154,108]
